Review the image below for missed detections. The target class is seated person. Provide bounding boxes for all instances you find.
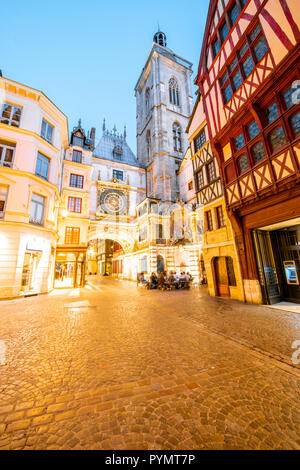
[149,272,158,289]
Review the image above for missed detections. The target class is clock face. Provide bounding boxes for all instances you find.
[99,189,127,215]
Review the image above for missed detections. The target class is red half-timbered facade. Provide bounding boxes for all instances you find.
[197,0,300,304]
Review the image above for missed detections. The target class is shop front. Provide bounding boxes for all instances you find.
[54,247,86,288]
[253,220,300,304]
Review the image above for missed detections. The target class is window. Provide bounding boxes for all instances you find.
[0,139,16,168]
[194,129,206,151]
[145,88,150,115]
[269,127,287,152]
[72,150,82,163]
[156,223,164,240]
[169,78,180,106]
[72,135,83,147]
[229,3,239,26]
[1,103,22,127]
[283,85,296,110]
[188,181,193,191]
[252,141,266,163]
[68,197,82,213]
[35,152,50,180]
[173,123,182,151]
[248,121,260,139]
[41,119,53,144]
[220,22,229,44]
[206,210,213,231]
[238,154,249,173]
[70,174,84,188]
[0,185,8,219]
[139,226,147,242]
[290,112,300,136]
[212,37,220,58]
[197,171,204,189]
[30,193,45,225]
[265,102,279,124]
[216,206,225,228]
[220,23,268,104]
[113,169,123,180]
[65,227,80,244]
[235,133,245,150]
[146,130,151,161]
[207,161,216,183]
[253,37,268,62]
[141,256,148,273]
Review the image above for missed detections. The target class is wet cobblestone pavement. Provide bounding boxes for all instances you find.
[0,277,299,450]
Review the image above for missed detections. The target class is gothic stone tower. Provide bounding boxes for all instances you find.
[135,31,193,202]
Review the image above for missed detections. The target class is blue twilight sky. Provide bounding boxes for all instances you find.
[1,0,210,153]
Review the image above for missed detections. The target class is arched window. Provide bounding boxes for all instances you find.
[169,78,180,106]
[173,123,182,152]
[145,88,150,115]
[146,130,151,161]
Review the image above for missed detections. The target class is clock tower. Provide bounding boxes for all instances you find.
[135,31,193,202]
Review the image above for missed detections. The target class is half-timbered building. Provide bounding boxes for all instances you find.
[187,92,244,300]
[196,0,300,304]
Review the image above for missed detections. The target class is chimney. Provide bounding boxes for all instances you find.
[90,127,96,149]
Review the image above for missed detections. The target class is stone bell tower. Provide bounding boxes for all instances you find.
[135,30,193,202]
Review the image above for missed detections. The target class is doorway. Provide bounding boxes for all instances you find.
[253,225,300,304]
[21,251,39,292]
[214,256,236,297]
[157,255,165,273]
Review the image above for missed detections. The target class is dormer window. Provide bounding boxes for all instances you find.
[72,135,83,147]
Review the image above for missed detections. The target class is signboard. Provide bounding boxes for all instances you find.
[283,261,299,285]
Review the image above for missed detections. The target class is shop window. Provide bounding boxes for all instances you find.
[269,127,287,152]
[41,119,53,144]
[0,185,8,219]
[65,227,80,244]
[0,139,16,168]
[0,103,22,127]
[70,174,84,188]
[238,154,249,173]
[68,197,82,213]
[29,193,45,226]
[72,150,82,163]
[206,210,213,231]
[252,141,266,163]
[290,112,300,136]
[35,152,50,180]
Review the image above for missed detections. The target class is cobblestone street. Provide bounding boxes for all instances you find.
[0,278,299,450]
